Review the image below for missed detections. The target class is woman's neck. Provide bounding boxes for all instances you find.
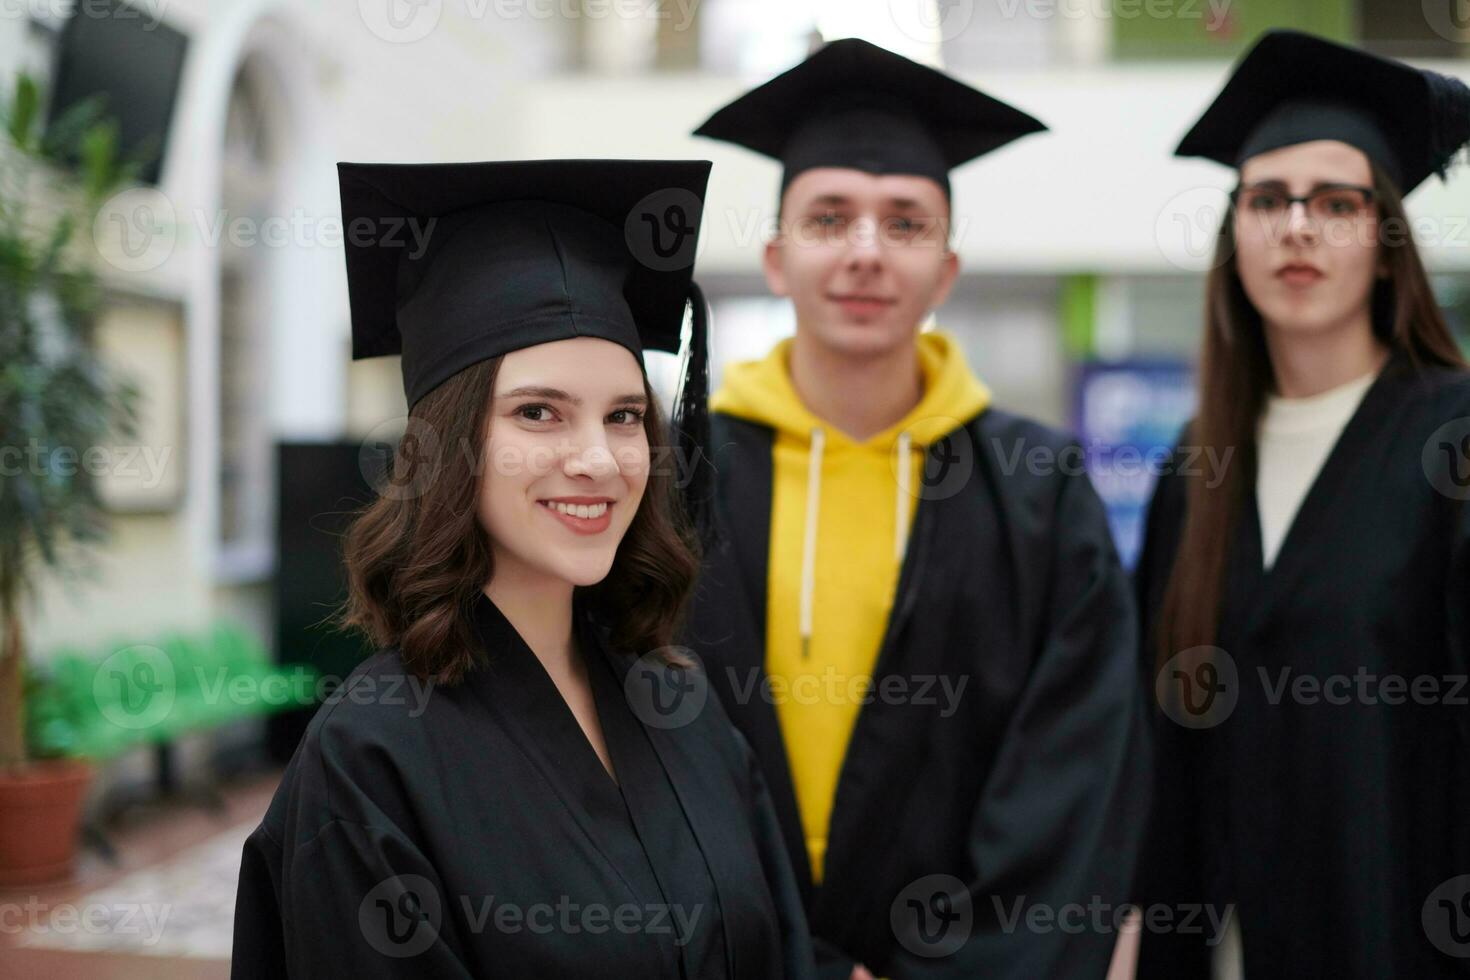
[1264,308,1389,399]
[788,329,924,442]
[484,566,576,671]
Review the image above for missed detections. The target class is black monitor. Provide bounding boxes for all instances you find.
[45,0,189,186]
[267,441,384,762]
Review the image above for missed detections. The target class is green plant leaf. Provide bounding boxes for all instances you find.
[79,121,121,201]
[38,93,106,163]
[6,73,39,151]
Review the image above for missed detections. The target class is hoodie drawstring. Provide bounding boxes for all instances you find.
[799,427,825,660]
[895,431,912,561]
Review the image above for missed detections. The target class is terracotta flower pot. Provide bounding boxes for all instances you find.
[0,758,94,887]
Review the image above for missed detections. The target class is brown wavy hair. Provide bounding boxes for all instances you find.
[339,356,701,684]
[1154,161,1467,668]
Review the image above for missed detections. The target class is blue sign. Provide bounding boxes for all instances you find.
[1072,360,1196,569]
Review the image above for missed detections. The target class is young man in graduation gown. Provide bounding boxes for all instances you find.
[684,39,1149,979]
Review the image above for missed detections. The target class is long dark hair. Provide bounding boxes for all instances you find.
[339,356,700,684]
[1155,161,1467,667]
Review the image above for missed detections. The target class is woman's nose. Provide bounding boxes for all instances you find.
[563,443,618,480]
[1283,200,1320,243]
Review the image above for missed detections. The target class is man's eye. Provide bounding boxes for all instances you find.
[1248,192,1285,211]
[812,212,844,227]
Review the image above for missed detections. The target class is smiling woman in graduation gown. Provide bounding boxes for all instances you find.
[1134,32,1470,979]
[230,159,815,979]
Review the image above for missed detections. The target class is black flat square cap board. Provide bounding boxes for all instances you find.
[693,37,1046,198]
[338,158,711,407]
[1175,29,1470,193]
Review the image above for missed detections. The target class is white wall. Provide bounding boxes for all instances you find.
[17,0,570,652]
[504,62,1470,274]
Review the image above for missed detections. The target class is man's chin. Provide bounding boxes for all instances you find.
[805,317,914,358]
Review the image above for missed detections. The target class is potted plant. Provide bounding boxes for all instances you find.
[0,71,141,885]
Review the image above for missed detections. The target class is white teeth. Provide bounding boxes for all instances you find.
[546,501,607,519]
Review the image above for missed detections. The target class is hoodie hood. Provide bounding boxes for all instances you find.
[710,329,991,447]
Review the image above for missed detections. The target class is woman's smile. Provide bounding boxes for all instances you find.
[537,496,615,534]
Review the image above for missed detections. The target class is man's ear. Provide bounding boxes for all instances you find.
[762,238,789,297]
[928,248,961,311]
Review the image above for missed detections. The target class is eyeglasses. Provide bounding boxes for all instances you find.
[1230,183,1376,228]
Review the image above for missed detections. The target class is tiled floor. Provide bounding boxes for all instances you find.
[0,770,278,980]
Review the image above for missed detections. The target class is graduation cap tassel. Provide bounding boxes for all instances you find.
[1425,70,1470,182]
[674,281,717,550]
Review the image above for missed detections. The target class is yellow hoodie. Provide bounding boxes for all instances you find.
[709,330,991,882]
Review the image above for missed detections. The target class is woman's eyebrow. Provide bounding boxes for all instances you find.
[497,385,578,404]
[497,386,648,408]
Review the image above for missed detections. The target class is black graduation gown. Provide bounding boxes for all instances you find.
[1133,353,1470,979]
[231,592,816,979]
[684,407,1151,978]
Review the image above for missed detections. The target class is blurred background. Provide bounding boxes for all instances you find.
[0,1,1467,976]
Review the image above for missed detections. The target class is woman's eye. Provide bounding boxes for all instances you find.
[514,404,557,423]
[608,408,645,426]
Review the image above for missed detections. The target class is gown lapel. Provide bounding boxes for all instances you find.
[1239,351,1411,633]
[709,418,810,886]
[465,594,673,933]
[583,616,736,979]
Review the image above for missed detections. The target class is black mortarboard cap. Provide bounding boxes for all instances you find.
[1175,30,1470,194]
[692,38,1047,199]
[339,158,717,535]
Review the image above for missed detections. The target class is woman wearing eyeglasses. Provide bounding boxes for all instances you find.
[1133,31,1470,980]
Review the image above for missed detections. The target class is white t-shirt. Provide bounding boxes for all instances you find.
[1255,370,1378,569]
